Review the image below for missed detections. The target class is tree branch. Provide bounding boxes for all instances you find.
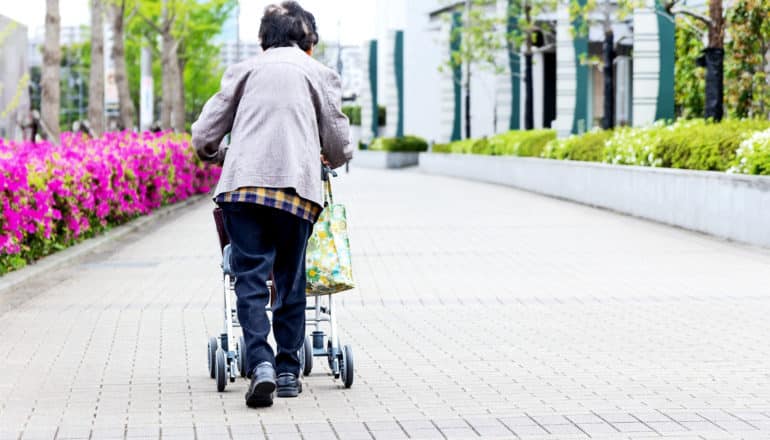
[670,7,712,27]
[137,10,163,34]
[663,0,681,15]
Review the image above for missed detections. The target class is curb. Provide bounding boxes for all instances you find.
[0,194,209,296]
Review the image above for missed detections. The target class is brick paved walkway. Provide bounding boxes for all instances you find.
[1,168,770,440]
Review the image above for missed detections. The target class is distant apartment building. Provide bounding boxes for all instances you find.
[27,25,89,68]
[317,45,365,101]
[0,15,31,140]
[219,41,263,66]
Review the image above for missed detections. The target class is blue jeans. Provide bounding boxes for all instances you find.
[220,202,312,377]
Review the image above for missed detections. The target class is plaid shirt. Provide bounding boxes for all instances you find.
[216,187,323,224]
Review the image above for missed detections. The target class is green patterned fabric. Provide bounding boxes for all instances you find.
[305,181,354,295]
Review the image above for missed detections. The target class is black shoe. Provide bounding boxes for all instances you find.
[245,362,276,408]
[276,373,302,398]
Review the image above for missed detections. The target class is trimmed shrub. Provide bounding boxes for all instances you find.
[543,129,613,162]
[342,105,362,126]
[431,139,471,154]
[369,135,429,152]
[653,119,770,171]
[603,119,770,170]
[433,130,555,157]
[489,129,556,157]
[730,128,770,175]
[342,105,386,127]
[429,120,770,176]
[603,124,667,166]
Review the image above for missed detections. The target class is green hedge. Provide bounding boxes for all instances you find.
[433,129,556,157]
[342,105,361,126]
[341,105,387,127]
[368,135,429,152]
[543,129,613,162]
[435,120,770,176]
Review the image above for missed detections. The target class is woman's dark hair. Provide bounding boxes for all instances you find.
[258,2,319,52]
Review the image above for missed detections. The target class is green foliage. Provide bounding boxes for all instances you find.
[543,129,613,162]
[431,129,555,156]
[59,39,91,130]
[730,128,770,175]
[569,0,638,41]
[342,105,362,126]
[368,136,429,153]
[488,129,556,156]
[432,139,477,154]
[433,120,770,175]
[340,105,382,127]
[604,119,770,170]
[128,0,237,127]
[674,16,706,119]
[725,0,770,119]
[442,0,505,76]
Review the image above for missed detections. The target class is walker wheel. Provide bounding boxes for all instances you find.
[215,348,227,392]
[341,345,354,388]
[207,336,218,379]
[237,336,247,378]
[302,336,313,377]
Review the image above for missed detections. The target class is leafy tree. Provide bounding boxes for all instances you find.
[511,0,558,130]
[442,0,556,136]
[442,0,502,139]
[724,0,770,118]
[60,41,90,130]
[108,0,137,130]
[674,16,705,118]
[136,0,236,131]
[569,0,636,130]
[89,0,105,135]
[666,0,727,121]
[42,0,61,140]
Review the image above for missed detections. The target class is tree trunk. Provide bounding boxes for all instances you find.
[524,2,534,130]
[42,0,61,141]
[703,48,724,121]
[465,67,471,139]
[524,53,534,130]
[173,55,186,132]
[704,0,724,121]
[159,0,174,130]
[602,29,615,129]
[88,0,105,136]
[110,1,135,130]
[160,33,174,130]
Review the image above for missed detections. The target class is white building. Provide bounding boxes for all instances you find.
[219,41,262,67]
[361,0,676,144]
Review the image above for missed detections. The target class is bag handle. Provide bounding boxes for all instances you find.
[322,164,337,206]
[323,179,334,206]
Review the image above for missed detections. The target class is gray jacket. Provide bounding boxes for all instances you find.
[191,46,352,207]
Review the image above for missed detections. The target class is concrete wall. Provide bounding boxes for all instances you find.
[419,153,770,248]
[353,150,419,169]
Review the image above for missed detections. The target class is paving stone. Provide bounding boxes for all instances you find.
[1,169,770,439]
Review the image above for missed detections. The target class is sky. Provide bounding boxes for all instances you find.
[2,0,378,45]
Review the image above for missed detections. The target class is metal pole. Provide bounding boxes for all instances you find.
[464,0,472,139]
[140,46,154,130]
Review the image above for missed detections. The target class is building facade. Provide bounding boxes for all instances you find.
[362,0,676,144]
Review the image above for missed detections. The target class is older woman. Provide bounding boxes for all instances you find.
[191,2,351,408]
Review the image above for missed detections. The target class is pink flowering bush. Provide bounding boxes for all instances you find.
[0,131,221,274]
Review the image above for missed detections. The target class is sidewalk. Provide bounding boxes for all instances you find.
[1,168,769,440]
